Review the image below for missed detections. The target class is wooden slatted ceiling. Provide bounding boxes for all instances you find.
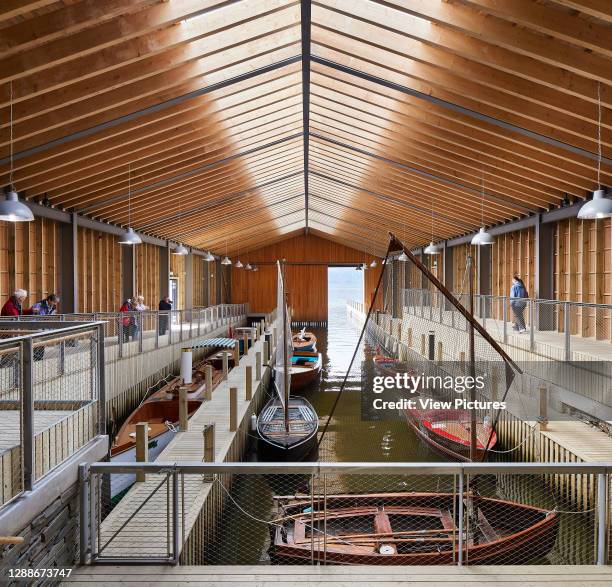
[0,0,610,257]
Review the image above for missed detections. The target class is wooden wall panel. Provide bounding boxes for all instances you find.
[192,255,206,307]
[0,218,62,309]
[231,234,382,321]
[554,218,611,340]
[491,228,535,299]
[76,226,122,312]
[134,242,160,309]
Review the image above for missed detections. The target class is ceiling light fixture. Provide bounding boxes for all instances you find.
[579,82,612,219]
[221,240,231,265]
[204,250,215,262]
[471,167,494,246]
[173,243,188,255]
[118,164,142,245]
[0,82,33,222]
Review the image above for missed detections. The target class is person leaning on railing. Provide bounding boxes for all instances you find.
[26,294,60,360]
[119,298,138,342]
[1,288,27,317]
[158,296,172,335]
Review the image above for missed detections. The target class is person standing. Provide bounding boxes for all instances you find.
[158,296,172,335]
[1,289,27,316]
[120,298,137,341]
[510,275,529,333]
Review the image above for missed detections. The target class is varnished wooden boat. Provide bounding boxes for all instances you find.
[257,396,318,461]
[291,351,322,391]
[292,329,317,352]
[405,404,497,462]
[270,492,559,565]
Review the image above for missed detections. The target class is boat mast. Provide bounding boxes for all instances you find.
[467,254,477,461]
[281,261,290,434]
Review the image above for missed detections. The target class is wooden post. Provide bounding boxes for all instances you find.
[245,366,252,401]
[407,328,412,348]
[205,364,213,401]
[260,319,265,338]
[256,351,261,380]
[263,340,269,363]
[203,424,215,463]
[179,388,188,431]
[420,334,426,356]
[135,422,148,482]
[243,332,249,355]
[539,386,548,431]
[459,351,466,362]
[437,341,443,362]
[233,341,239,365]
[222,352,229,380]
[229,387,237,431]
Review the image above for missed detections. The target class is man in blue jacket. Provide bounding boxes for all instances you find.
[510,276,528,333]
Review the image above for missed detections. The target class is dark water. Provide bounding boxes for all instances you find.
[209,288,595,565]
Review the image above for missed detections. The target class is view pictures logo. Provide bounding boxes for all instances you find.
[372,372,486,394]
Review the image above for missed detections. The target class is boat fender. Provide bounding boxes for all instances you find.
[165,420,178,432]
[250,414,257,431]
[379,544,394,555]
[302,506,312,514]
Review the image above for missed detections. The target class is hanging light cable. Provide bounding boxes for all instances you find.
[0,81,34,222]
[118,163,142,245]
[221,239,232,265]
[471,166,494,246]
[398,223,408,261]
[235,245,243,268]
[424,195,442,255]
[172,198,188,254]
[578,81,612,219]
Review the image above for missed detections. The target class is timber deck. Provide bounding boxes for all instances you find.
[63,564,612,585]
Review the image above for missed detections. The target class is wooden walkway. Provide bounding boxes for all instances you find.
[64,564,612,585]
[96,334,269,560]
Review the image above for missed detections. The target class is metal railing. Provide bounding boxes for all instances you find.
[0,304,248,363]
[81,461,610,566]
[403,289,612,363]
[0,321,105,508]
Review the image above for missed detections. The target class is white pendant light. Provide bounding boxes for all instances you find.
[118,226,142,245]
[245,262,252,271]
[370,259,378,268]
[251,265,258,272]
[424,196,441,255]
[424,241,442,255]
[235,259,243,268]
[118,164,141,245]
[471,167,494,246]
[1,82,33,222]
[579,83,612,219]
[220,240,231,265]
[204,250,215,262]
[398,250,408,262]
[173,243,188,255]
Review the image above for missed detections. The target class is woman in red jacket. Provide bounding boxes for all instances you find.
[1,289,27,317]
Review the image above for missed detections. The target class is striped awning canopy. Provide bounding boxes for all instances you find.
[191,338,237,349]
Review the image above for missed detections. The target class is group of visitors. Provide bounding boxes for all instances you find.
[1,290,60,317]
[119,295,174,341]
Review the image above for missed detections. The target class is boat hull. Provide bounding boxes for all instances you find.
[290,352,322,391]
[270,492,559,565]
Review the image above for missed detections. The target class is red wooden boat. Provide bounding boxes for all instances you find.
[270,492,559,565]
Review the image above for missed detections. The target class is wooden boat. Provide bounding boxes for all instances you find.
[270,492,559,565]
[257,396,318,461]
[292,328,317,351]
[405,402,497,462]
[291,350,322,391]
[110,357,223,500]
[257,260,320,461]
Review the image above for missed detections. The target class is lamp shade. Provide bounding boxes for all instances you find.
[471,227,495,246]
[577,189,612,219]
[118,226,142,245]
[370,259,378,268]
[0,190,34,222]
[251,265,258,272]
[398,251,408,262]
[424,241,442,255]
[173,243,189,255]
[204,251,215,262]
[221,255,232,265]
[245,262,252,270]
[235,259,243,268]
